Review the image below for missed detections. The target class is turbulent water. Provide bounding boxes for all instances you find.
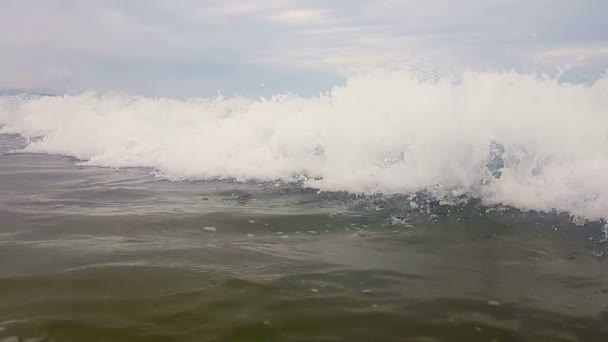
[2,70,608,221]
[1,70,608,341]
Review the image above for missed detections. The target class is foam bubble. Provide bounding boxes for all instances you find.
[1,69,608,221]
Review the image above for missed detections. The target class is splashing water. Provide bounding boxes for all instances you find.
[1,69,608,221]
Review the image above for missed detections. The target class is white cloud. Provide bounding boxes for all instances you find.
[210,0,295,16]
[272,9,328,25]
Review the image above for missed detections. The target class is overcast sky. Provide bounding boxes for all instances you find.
[1,0,607,97]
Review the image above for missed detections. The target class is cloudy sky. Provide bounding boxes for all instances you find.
[1,0,607,97]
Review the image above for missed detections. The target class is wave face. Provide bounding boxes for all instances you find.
[1,70,608,221]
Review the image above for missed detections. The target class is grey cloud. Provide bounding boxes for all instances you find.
[0,0,606,96]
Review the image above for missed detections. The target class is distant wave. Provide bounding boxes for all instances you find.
[2,69,608,221]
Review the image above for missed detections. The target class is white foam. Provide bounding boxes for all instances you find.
[1,69,608,221]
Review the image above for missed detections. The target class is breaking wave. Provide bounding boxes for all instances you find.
[2,69,608,221]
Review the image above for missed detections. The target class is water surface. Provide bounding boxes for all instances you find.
[1,134,607,341]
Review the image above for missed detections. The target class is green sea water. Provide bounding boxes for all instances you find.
[0,134,607,342]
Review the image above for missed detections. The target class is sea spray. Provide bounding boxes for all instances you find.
[1,69,608,221]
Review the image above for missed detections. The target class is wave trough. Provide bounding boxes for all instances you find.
[1,69,608,221]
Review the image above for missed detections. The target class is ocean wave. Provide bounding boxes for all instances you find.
[1,69,608,221]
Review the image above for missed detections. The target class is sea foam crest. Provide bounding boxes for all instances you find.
[1,69,608,221]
